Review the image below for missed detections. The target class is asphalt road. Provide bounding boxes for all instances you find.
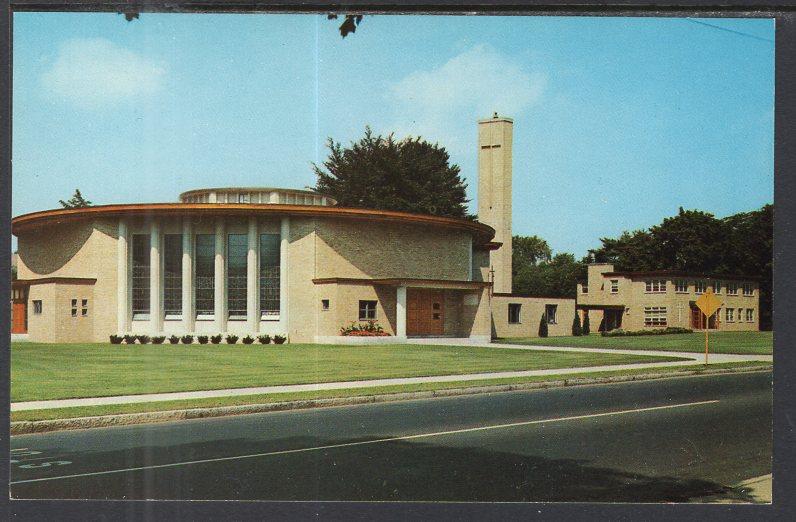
[10,371,772,502]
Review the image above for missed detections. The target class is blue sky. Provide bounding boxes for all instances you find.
[12,13,774,256]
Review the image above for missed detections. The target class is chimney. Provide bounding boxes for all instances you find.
[477,114,513,294]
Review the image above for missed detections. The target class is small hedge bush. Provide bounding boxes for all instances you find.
[273,334,287,344]
[210,334,223,344]
[258,334,272,344]
[226,334,239,344]
[601,326,694,337]
[197,335,209,345]
[123,334,137,344]
[181,334,194,344]
[168,335,181,344]
[109,334,123,344]
[242,335,255,344]
[136,335,151,344]
[151,335,166,344]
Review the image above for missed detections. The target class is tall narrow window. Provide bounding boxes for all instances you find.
[259,233,280,318]
[545,304,558,324]
[195,234,215,318]
[131,234,150,319]
[508,303,521,324]
[227,234,248,320]
[163,234,183,319]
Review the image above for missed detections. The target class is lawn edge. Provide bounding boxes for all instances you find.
[11,363,772,435]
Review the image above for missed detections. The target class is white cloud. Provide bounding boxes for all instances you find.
[386,45,546,152]
[41,38,166,108]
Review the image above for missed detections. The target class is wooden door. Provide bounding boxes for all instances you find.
[407,289,444,336]
[11,302,27,334]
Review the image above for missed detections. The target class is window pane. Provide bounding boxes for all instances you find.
[259,234,280,316]
[227,234,248,319]
[195,234,215,316]
[164,234,182,316]
[132,234,150,317]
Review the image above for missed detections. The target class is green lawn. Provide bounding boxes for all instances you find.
[498,331,773,355]
[11,361,769,423]
[10,342,686,402]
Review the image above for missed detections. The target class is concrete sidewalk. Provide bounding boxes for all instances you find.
[11,342,771,412]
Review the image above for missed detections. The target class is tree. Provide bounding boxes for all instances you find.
[512,235,552,272]
[513,250,587,299]
[327,13,363,37]
[314,128,470,218]
[538,314,548,338]
[582,312,591,335]
[59,189,93,209]
[572,313,582,336]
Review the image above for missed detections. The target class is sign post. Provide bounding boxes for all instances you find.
[695,289,723,365]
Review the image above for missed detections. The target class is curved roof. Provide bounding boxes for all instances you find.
[179,187,333,199]
[11,203,495,245]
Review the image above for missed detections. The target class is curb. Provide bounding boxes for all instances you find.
[11,365,772,435]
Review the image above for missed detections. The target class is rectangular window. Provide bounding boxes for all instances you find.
[227,234,248,320]
[163,234,183,318]
[508,303,521,324]
[195,234,215,317]
[746,309,754,322]
[610,280,619,293]
[713,280,722,294]
[742,283,753,296]
[545,304,557,324]
[674,280,688,293]
[727,282,738,295]
[71,298,77,317]
[131,234,150,319]
[259,233,281,318]
[695,280,706,294]
[726,308,735,322]
[645,279,666,293]
[581,284,588,294]
[359,300,377,321]
[644,306,667,327]
[321,299,330,311]
[32,300,42,314]
[81,298,88,317]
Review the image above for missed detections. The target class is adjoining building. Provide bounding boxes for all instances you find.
[577,263,760,332]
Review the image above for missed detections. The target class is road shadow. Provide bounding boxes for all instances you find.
[9,434,761,502]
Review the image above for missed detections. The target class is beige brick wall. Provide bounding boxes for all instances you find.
[491,296,576,338]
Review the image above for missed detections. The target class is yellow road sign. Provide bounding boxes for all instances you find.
[695,289,722,318]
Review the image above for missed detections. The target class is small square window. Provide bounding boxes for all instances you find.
[71,298,77,307]
[81,299,88,306]
[359,300,377,321]
[321,299,330,311]
[71,307,77,317]
[32,300,42,314]
[610,280,619,293]
[81,308,88,317]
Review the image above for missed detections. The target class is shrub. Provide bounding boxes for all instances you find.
[538,314,548,338]
[582,313,591,335]
[242,335,255,344]
[210,334,223,344]
[572,314,582,336]
[600,327,694,338]
[226,334,239,344]
[123,334,137,344]
[168,335,181,344]
[258,334,272,344]
[197,335,209,345]
[273,335,287,344]
[340,320,390,336]
[181,334,194,344]
[151,336,166,344]
[136,335,151,344]
[109,334,123,344]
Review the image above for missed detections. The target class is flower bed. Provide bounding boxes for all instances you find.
[340,320,391,337]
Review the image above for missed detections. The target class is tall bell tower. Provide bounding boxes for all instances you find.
[477,113,513,294]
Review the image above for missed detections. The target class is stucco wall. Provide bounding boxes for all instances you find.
[491,296,576,338]
[314,218,471,281]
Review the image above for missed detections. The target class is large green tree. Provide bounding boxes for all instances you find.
[513,249,586,299]
[588,205,773,330]
[313,128,470,218]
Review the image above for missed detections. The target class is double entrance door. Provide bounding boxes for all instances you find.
[407,289,445,336]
